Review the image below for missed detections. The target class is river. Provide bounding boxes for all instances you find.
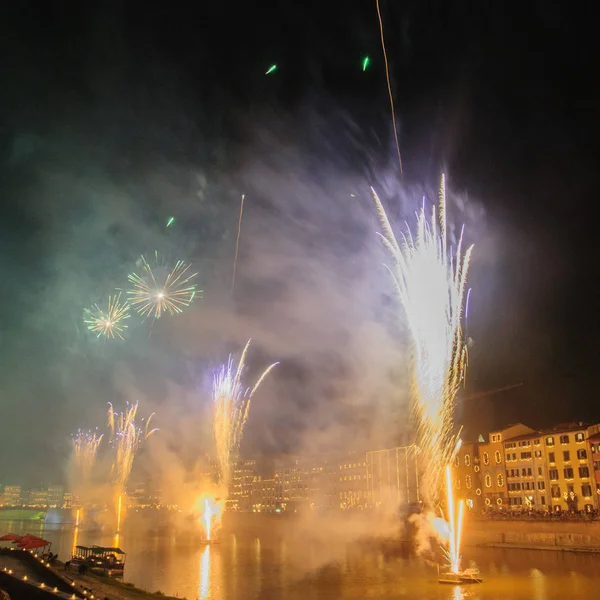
[2,514,600,600]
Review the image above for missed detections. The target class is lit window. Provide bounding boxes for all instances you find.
[455,455,460,467]
[483,452,489,465]
[495,451,502,464]
[485,474,492,488]
[575,432,585,443]
[497,474,504,487]
[465,454,471,467]
[466,475,472,489]
[546,437,555,446]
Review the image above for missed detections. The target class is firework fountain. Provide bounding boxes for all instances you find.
[197,340,277,540]
[71,428,103,527]
[108,402,158,531]
[213,339,278,491]
[72,428,104,484]
[373,175,473,573]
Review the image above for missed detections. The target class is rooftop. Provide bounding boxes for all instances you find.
[503,431,542,443]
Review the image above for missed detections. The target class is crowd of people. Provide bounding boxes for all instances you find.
[477,508,599,520]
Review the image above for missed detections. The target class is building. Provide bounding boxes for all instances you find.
[229,460,257,511]
[541,423,599,512]
[338,453,368,510]
[588,432,600,503]
[1,485,22,507]
[47,485,65,508]
[250,476,277,512]
[26,488,48,508]
[503,430,550,510]
[274,456,309,507]
[366,445,419,511]
[479,423,535,510]
[452,441,483,511]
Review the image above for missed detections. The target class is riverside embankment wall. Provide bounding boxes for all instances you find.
[463,519,600,551]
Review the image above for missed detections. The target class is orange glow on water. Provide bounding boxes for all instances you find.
[116,494,123,533]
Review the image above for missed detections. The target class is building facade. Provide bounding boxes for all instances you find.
[479,423,534,510]
[366,445,419,510]
[542,424,599,512]
[453,441,483,510]
[503,430,550,510]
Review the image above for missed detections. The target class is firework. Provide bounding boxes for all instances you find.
[108,402,158,492]
[231,194,245,294]
[213,339,278,490]
[72,428,103,483]
[444,465,464,573]
[127,252,199,319]
[373,174,473,508]
[83,294,130,340]
[195,495,223,541]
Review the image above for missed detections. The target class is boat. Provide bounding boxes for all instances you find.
[70,545,126,577]
[438,568,483,584]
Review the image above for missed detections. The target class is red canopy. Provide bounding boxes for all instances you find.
[16,534,50,549]
[0,533,22,541]
[21,539,50,550]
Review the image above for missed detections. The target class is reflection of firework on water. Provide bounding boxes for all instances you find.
[127,252,199,319]
[373,174,473,508]
[213,340,278,490]
[108,402,158,492]
[83,294,130,340]
[72,428,103,483]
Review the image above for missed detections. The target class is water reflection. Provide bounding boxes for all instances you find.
[4,519,600,599]
[199,546,210,599]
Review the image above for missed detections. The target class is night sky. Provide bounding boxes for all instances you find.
[1,2,599,485]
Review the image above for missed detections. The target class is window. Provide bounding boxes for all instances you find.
[549,469,559,480]
[551,485,561,498]
[582,484,593,497]
[563,451,571,462]
[527,468,532,476]
[521,468,527,476]
[483,452,489,465]
[594,461,600,471]
[538,481,546,490]
[549,452,556,463]
[491,434,497,442]
[538,467,543,476]
[534,450,542,458]
[497,434,502,442]
[464,454,471,467]
[541,496,546,505]
[497,474,504,487]
[495,451,502,464]
[485,474,492,488]
[575,432,585,443]
[560,435,570,444]
[512,453,517,461]
[456,479,461,489]
[534,439,541,446]
[546,436,555,446]
[577,449,587,460]
[466,475,472,489]
[579,466,590,478]
[521,452,532,460]
[455,455,460,467]
[564,468,574,479]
